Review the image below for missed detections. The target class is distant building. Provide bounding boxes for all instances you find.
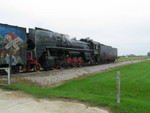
[147,52,150,57]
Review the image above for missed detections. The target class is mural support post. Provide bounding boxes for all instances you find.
[0,68,11,85]
[9,46,12,83]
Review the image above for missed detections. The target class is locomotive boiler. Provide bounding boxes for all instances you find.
[27,28,93,70]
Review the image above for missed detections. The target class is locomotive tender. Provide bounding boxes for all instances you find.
[0,23,118,72]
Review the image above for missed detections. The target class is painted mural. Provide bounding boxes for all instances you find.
[0,25,26,66]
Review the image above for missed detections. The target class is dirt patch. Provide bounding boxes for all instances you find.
[0,89,109,113]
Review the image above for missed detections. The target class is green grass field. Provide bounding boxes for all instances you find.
[2,60,150,113]
[117,56,149,61]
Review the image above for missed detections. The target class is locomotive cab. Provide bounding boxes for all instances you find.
[80,38,100,64]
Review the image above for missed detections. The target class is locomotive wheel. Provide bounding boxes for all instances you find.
[66,57,72,64]
[72,57,78,67]
[78,57,83,66]
[34,63,41,72]
[66,57,72,68]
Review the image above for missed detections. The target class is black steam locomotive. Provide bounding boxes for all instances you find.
[0,23,118,72]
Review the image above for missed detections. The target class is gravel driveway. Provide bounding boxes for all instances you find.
[0,89,109,113]
[12,59,150,87]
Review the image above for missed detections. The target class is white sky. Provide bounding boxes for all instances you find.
[1,0,150,55]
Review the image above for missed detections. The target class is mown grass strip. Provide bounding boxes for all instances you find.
[2,60,150,113]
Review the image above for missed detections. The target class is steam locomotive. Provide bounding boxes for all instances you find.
[0,23,118,72]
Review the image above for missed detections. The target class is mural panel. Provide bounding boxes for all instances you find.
[0,24,27,66]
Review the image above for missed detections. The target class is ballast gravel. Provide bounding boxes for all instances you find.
[13,59,150,87]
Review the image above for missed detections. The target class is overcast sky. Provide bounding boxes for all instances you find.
[1,0,150,55]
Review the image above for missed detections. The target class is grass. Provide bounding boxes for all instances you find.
[2,60,150,113]
[117,56,149,61]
